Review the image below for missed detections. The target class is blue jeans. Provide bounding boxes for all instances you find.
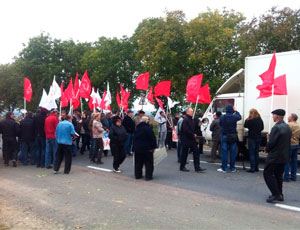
[125,133,133,155]
[221,135,237,171]
[177,137,182,162]
[20,141,36,165]
[284,145,298,181]
[35,136,46,167]
[45,138,57,167]
[248,138,261,171]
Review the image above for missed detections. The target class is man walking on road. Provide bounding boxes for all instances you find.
[179,108,206,173]
[264,109,291,203]
[54,115,76,174]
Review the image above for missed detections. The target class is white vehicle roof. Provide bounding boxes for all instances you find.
[216,69,244,95]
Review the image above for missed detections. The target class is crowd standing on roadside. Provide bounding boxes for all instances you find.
[0,105,298,202]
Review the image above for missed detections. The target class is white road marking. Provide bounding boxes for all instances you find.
[87,166,113,172]
[275,204,300,212]
[190,160,300,175]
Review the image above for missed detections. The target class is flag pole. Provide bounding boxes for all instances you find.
[59,100,62,120]
[286,94,289,123]
[268,85,274,133]
[24,98,26,111]
[193,95,199,119]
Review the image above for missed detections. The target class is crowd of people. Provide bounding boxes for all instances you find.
[0,104,298,202]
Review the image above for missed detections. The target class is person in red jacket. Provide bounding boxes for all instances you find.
[44,109,59,169]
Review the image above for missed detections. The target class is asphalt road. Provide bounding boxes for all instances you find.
[0,148,299,229]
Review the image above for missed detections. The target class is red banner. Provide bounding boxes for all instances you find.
[24,77,32,102]
[79,70,91,99]
[154,81,171,97]
[136,72,149,90]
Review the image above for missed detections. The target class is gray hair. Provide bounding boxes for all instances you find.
[291,113,298,121]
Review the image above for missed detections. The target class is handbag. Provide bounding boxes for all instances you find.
[153,147,168,166]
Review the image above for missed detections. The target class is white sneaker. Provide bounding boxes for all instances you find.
[53,171,58,174]
[217,168,226,173]
[231,169,237,173]
[113,169,121,173]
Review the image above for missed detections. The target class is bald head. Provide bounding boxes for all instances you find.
[186,107,193,117]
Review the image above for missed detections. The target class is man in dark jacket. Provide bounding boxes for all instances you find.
[0,112,20,167]
[34,108,48,168]
[122,110,135,156]
[218,105,242,173]
[180,108,206,172]
[133,116,157,180]
[20,112,36,165]
[210,111,222,162]
[264,109,291,203]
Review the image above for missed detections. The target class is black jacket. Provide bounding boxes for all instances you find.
[122,115,135,133]
[181,114,197,147]
[133,122,157,153]
[244,117,264,139]
[83,117,91,134]
[34,110,47,137]
[0,117,20,141]
[266,120,291,164]
[109,124,128,147]
[220,105,242,135]
[210,118,222,141]
[20,116,35,142]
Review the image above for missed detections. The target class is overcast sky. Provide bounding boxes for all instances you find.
[0,0,298,64]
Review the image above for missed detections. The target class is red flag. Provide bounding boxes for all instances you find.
[116,92,121,108]
[74,72,80,98]
[120,85,130,107]
[198,84,211,104]
[100,91,107,110]
[186,74,203,103]
[24,77,32,102]
[147,86,154,104]
[72,97,80,110]
[154,81,171,97]
[274,74,287,95]
[257,52,277,98]
[64,78,74,101]
[155,97,164,110]
[60,83,68,107]
[136,72,149,90]
[88,96,95,111]
[79,70,91,98]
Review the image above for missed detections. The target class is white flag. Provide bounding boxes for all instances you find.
[90,87,97,105]
[48,76,61,100]
[167,97,179,109]
[96,89,102,107]
[104,82,112,106]
[39,89,48,108]
[39,88,57,110]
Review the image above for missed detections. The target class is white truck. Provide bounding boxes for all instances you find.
[201,50,300,155]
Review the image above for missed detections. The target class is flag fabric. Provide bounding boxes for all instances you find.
[104,83,112,107]
[155,97,164,110]
[257,52,277,98]
[146,86,154,104]
[95,89,102,108]
[274,74,288,95]
[79,70,91,98]
[120,85,130,111]
[60,83,68,107]
[116,92,121,108]
[48,76,61,100]
[167,97,179,109]
[100,91,107,110]
[64,78,74,101]
[186,74,203,103]
[72,96,80,110]
[198,84,212,104]
[39,89,57,110]
[74,72,80,98]
[136,72,149,90]
[154,81,171,97]
[24,77,32,102]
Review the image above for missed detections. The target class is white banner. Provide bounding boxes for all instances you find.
[102,131,110,150]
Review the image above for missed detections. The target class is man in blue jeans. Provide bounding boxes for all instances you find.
[217,105,242,173]
[284,113,300,181]
[122,110,135,156]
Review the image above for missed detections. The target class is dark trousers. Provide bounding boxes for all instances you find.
[92,138,103,163]
[263,163,285,196]
[20,141,36,165]
[80,133,91,153]
[54,144,72,174]
[180,143,200,171]
[166,131,173,149]
[248,138,261,170]
[111,144,126,170]
[211,140,221,161]
[134,152,154,179]
[35,136,45,167]
[2,138,18,164]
